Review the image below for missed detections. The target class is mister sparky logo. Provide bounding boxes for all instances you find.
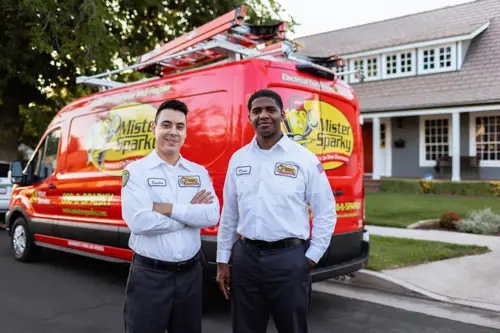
[274,163,298,178]
[281,99,354,171]
[85,102,157,177]
[178,176,201,187]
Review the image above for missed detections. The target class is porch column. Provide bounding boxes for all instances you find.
[452,112,461,181]
[372,117,381,180]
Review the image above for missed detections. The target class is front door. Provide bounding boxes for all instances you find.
[362,123,373,174]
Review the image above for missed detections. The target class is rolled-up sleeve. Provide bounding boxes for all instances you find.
[121,164,185,235]
[216,159,239,264]
[304,158,337,264]
[170,168,221,229]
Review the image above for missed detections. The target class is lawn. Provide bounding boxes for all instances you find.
[367,235,490,271]
[365,192,500,228]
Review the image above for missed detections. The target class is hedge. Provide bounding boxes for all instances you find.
[380,178,500,197]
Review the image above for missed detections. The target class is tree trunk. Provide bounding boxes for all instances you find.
[0,95,22,162]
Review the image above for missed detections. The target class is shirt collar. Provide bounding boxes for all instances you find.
[251,131,290,152]
[146,149,192,171]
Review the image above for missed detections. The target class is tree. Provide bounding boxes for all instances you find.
[0,0,294,161]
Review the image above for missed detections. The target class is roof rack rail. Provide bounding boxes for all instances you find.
[76,5,362,91]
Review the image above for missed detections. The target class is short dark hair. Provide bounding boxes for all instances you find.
[155,99,189,123]
[247,89,283,112]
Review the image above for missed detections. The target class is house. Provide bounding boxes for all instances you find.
[296,0,500,181]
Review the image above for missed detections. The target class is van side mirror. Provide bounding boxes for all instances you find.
[9,161,24,185]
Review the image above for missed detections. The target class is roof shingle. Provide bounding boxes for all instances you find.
[296,0,500,112]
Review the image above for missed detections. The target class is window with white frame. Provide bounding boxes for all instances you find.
[350,57,379,82]
[334,64,348,82]
[420,115,451,166]
[470,112,500,166]
[418,44,457,74]
[382,51,415,78]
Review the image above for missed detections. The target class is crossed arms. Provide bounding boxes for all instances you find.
[121,166,220,235]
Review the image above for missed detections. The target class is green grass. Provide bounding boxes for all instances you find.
[367,235,490,271]
[365,192,500,228]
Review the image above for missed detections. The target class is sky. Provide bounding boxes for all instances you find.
[278,0,475,38]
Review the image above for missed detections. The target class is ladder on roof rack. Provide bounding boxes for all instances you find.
[76,5,359,91]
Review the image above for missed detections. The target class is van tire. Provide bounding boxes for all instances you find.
[10,217,39,262]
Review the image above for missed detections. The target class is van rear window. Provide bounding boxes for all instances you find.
[0,164,9,178]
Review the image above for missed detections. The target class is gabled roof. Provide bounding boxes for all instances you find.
[297,0,487,57]
[296,0,500,112]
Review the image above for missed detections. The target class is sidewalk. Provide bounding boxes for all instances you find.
[361,226,500,311]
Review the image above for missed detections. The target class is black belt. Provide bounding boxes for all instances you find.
[133,252,199,272]
[241,237,305,250]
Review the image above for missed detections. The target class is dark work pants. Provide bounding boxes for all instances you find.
[123,257,202,333]
[231,239,312,333]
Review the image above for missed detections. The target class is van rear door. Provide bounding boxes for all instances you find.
[265,65,364,235]
[317,78,364,233]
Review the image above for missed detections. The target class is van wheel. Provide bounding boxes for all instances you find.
[10,217,39,262]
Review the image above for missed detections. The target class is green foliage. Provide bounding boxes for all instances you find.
[365,192,500,228]
[455,208,500,235]
[367,235,489,271]
[0,0,294,154]
[380,178,500,197]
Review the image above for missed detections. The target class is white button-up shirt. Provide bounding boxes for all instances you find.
[217,134,337,264]
[121,150,220,262]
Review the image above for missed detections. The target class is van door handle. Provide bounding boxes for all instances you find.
[48,184,56,189]
[332,190,344,196]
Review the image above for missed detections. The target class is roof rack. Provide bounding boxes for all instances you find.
[76,5,361,91]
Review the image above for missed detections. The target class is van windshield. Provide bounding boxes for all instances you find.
[0,164,9,178]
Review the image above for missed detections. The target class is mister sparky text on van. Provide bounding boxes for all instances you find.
[6,6,369,289]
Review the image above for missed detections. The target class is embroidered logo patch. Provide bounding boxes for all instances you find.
[274,163,298,178]
[122,170,130,187]
[236,166,251,176]
[148,178,167,186]
[178,176,201,187]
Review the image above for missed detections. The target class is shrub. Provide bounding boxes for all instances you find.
[379,178,500,197]
[454,208,500,235]
[439,211,461,230]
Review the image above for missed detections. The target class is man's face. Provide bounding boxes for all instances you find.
[249,96,285,139]
[152,109,186,156]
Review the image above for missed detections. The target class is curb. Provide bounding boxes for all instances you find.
[407,219,440,229]
[330,269,500,313]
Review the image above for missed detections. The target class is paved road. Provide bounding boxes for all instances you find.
[0,229,497,333]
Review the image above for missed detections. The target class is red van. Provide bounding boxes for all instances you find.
[6,6,368,289]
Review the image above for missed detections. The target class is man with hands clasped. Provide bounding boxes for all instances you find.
[121,99,220,333]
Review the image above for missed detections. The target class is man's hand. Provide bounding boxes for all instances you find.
[191,189,214,204]
[216,263,231,300]
[152,202,173,216]
[306,257,316,270]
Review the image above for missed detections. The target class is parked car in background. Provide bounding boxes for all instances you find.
[0,161,13,219]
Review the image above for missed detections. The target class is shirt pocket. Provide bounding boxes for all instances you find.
[149,186,170,202]
[270,174,306,208]
[235,174,253,197]
[274,175,305,194]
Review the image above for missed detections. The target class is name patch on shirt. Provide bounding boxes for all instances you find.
[178,176,201,187]
[148,178,167,186]
[274,162,298,178]
[236,166,251,176]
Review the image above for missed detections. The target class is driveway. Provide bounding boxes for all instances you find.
[0,229,496,333]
